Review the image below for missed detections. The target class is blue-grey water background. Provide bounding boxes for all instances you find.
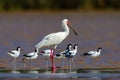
[0,11,120,79]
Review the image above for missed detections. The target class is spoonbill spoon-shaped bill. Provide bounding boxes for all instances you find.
[67,21,78,36]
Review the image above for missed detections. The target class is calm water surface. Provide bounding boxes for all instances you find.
[0,69,120,79]
[0,12,120,79]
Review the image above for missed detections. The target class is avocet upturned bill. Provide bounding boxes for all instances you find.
[23,48,39,68]
[35,19,78,70]
[82,47,104,68]
[8,46,21,69]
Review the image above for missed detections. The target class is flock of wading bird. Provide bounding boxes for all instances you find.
[8,19,104,71]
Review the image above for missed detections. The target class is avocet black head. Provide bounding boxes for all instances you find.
[97,47,103,52]
[16,46,21,51]
[66,44,72,50]
[74,44,79,49]
[35,48,39,53]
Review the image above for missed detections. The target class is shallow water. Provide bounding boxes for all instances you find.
[0,68,120,79]
[0,12,120,79]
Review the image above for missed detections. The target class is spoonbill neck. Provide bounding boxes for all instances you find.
[62,21,70,33]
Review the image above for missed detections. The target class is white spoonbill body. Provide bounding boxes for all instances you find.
[35,19,78,70]
[35,19,78,50]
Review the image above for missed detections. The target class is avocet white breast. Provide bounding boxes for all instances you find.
[40,49,51,58]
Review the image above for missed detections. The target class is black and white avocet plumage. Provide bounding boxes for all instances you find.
[55,44,72,59]
[40,49,51,58]
[23,48,39,68]
[23,48,39,60]
[8,46,21,69]
[68,44,79,59]
[54,44,72,68]
[65,44,79,69]
[83,47,103,58]
[8,46,21,59]
[82,47,104,69]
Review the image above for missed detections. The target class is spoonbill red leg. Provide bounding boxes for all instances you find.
[50,49,56,71]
